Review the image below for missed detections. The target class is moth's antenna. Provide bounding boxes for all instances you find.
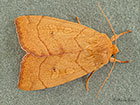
[95,58,116,99]
[95,1,117,100]
[97,2,116,36]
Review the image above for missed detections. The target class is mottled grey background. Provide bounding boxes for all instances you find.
[0,0,139,105]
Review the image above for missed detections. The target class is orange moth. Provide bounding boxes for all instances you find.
[15,2,131,99]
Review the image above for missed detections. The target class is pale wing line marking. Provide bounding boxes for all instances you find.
[74,27,87,51]
[37,16,51,88]
[37,16,52,55]
[38,57,48,88]
[75,51,88,73]
[26,16,52,55]
[74,27,89,73]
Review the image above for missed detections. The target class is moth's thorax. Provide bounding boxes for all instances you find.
[86,33,113,65]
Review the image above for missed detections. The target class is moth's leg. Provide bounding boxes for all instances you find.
[110,57,130,63]
[111,30,131,41]
[76,17,80,24]
[86,71,95,91]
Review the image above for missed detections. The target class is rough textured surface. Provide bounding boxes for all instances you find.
[0,0,139,105]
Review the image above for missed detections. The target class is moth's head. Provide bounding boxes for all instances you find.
[112,44,119,55]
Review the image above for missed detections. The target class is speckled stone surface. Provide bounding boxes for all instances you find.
[0,0,139,105]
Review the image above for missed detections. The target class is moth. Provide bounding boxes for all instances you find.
[15,2,131,98]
